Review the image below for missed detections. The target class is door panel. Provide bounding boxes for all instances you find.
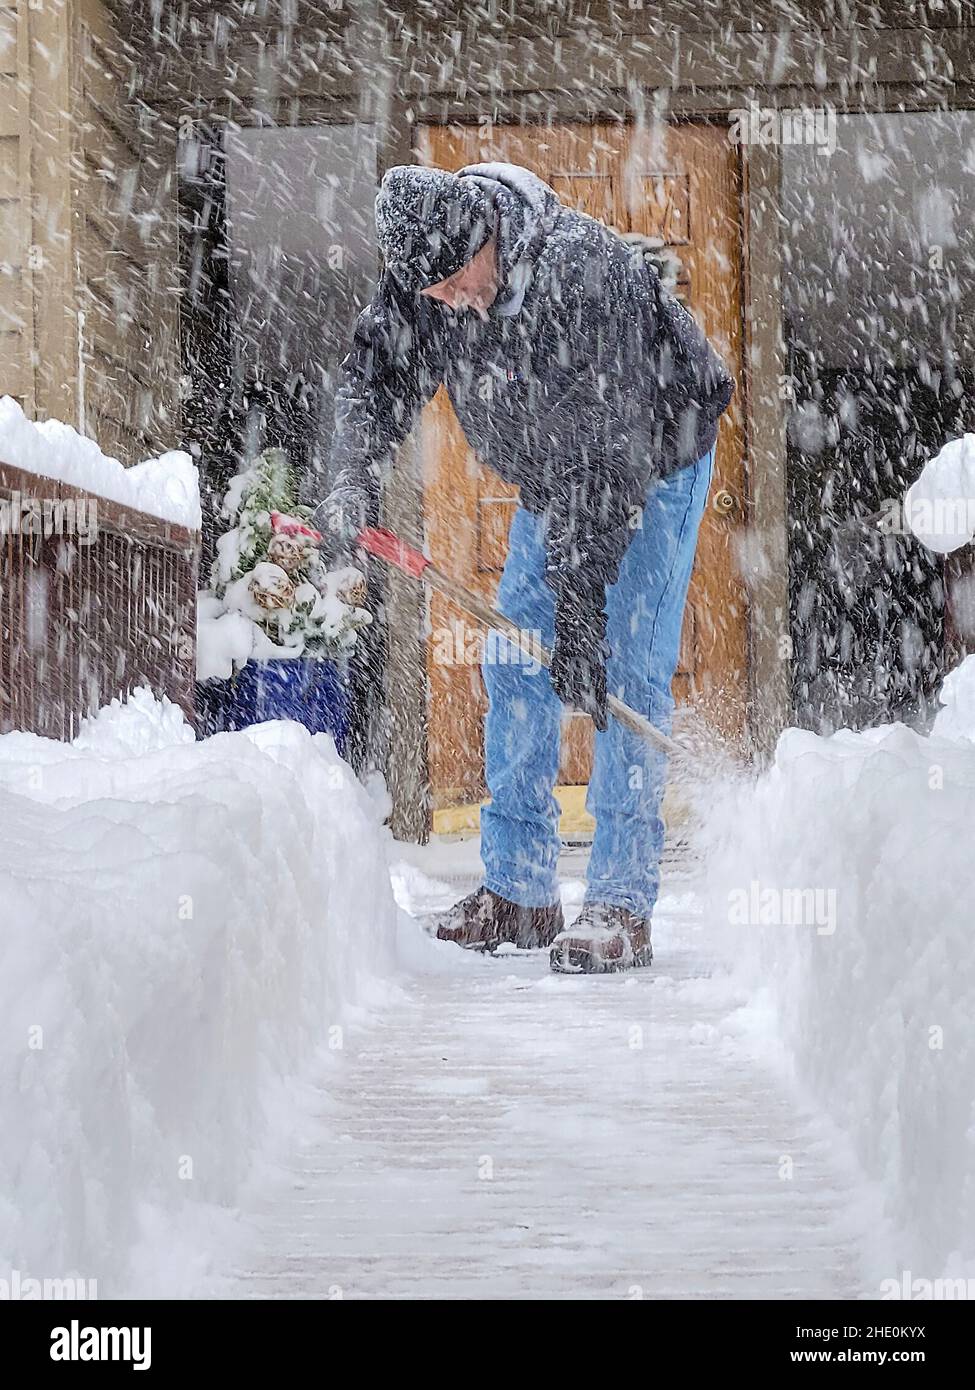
[420,122,747,809]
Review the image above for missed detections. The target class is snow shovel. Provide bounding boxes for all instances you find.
[356,526,686,761]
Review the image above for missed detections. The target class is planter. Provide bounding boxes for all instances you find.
[196,657,350,755]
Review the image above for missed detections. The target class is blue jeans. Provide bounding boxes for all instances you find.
[481,448,714,918]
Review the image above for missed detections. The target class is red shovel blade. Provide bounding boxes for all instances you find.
[357,527,430,579]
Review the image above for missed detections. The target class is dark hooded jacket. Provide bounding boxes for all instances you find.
[329,162,734,619]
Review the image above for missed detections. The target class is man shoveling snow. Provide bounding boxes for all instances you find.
[322,162,733,972]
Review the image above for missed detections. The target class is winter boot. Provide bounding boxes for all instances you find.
[434,886,564,953]
[549,902,653,974]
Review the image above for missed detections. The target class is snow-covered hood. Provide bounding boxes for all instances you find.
[457,162,560,315]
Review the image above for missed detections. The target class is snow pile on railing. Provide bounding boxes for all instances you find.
[931,650,975,742]
[0,396,200,528]
[705,656,975,1286]
[903,433,975,554]
[0,690,397,1294]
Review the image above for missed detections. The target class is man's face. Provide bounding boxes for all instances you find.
[420,237,498,316]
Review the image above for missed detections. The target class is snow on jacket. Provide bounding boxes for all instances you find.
[329,162,734,617]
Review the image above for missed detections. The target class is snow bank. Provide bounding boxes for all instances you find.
[0,397,201,528]
[0,691,397,1295]
[932,652,975,742]
[704,691,975,1284]
[904,432,975,553]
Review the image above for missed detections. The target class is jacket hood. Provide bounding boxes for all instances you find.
[375,165,494,291]
[456,162,560,314]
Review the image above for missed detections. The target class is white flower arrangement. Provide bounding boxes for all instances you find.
[197,448,371,680]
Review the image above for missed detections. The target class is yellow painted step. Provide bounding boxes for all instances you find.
[433,786,595,838]
[431,783,693,838]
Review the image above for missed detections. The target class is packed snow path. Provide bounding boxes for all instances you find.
[222,845,869,1300]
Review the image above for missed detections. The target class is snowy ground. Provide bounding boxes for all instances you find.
[210,842,877,1301]
[6,674,974,1300]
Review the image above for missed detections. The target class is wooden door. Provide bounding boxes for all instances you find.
[420,123,747,809]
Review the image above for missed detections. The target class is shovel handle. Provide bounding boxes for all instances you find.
[357,527,430,578]
[357,526,684,760]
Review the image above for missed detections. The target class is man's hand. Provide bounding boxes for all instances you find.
[549,597,609,732]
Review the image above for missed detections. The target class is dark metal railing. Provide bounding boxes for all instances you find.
[0,460,199,739]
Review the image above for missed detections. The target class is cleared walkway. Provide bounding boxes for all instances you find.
[223,848,868,1300]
